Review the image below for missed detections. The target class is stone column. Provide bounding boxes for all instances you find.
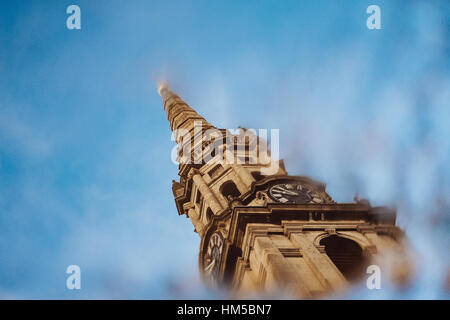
[253,236,310,296]
[187,208,205,235]
[289,232,347,290]
[358,227,413,286]
[231,164,254,189]
[222,149,254,193]
[192,173,223,215]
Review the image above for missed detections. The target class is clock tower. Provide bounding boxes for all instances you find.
[159,83,411,297]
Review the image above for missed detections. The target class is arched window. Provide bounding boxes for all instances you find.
[220,181,241,200]
[320,235,366,280]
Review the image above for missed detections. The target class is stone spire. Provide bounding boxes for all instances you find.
[158,82,214,134]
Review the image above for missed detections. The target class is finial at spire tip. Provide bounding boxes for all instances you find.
[157,81,169,96]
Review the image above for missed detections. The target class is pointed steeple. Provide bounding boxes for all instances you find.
[158,82,214,133]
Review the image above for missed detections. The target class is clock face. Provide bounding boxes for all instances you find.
[204,232,224,283]
[269,182,324,204]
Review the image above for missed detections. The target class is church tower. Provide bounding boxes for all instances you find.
[158,84,411,297]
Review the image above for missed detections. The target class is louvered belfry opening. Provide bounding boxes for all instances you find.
[320,235,366,280]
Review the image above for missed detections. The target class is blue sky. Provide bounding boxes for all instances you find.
[0,0,449,299]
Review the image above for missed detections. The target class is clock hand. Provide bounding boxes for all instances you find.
[279,190,301,196]
[271,186,299,195]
